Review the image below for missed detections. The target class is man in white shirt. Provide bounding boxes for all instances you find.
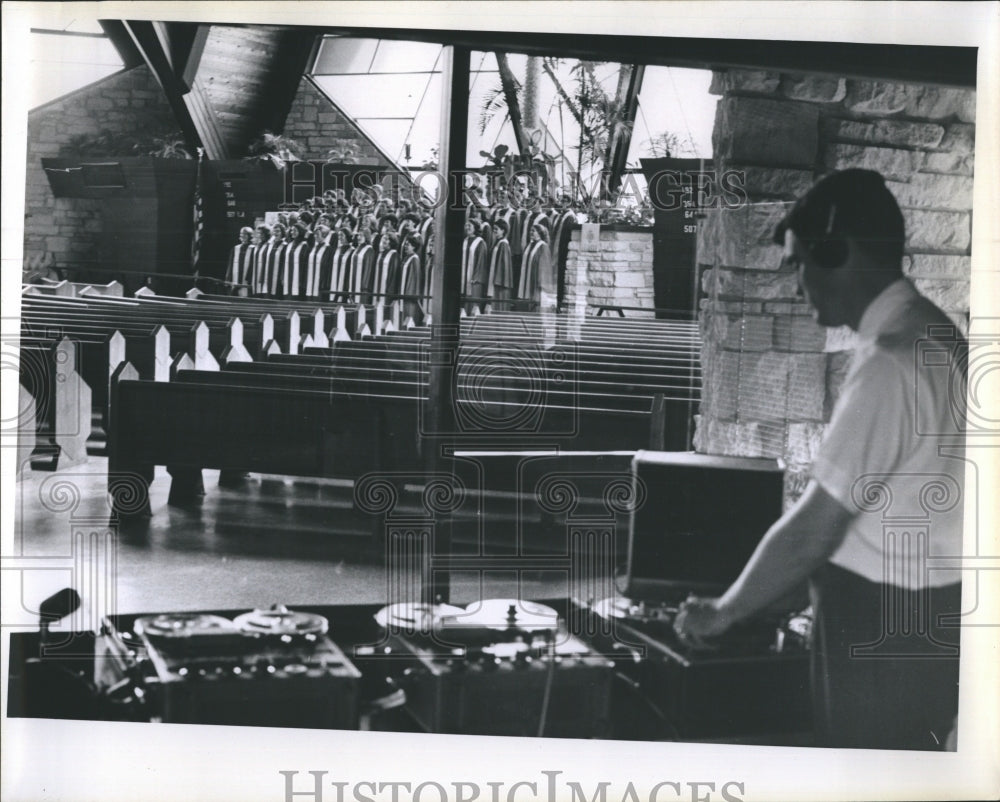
[675,169,966,751]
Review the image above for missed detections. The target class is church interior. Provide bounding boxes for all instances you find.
[4,11,981,750]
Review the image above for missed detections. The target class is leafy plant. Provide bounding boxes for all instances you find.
[247,131,304,168]
[325,142,357,164]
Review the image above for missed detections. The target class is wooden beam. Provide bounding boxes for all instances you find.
[121,20,226,160]
[180,25,211,92]
[607,64,644,197]
[265,30,320,136]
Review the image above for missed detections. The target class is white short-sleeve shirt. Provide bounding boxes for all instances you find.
[810,279,966,589]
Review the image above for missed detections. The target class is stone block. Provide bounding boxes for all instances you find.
[785,422,827,467]
[824,325,857,353]
[693,418,769,458]
[773,314,826,352]
[904,86,976,121]
[903,254,971,280]
[615,271,647,288]
[734,166,815,200]
[711,202,791,270]
[887,174,973,211]
[921,151,975,176]
[713,268,800,301]
[903,210,971,252]
[825,144,921,182]
[700,299,764,314]
[827,119,945,149]
[781,74,846,103]
[695,207,720,266]
[722,314,774,351]
[709,69,780,96]
[714,97,819,168]
[787,354,827,420]
[844,80,913,115]
[913,279,970,312]
[702,350,739,419]
[939,123,975,155]
[737,352,793,421]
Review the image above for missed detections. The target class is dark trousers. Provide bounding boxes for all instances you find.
[810,563,961,750]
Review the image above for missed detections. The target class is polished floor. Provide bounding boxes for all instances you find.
[7,456,610,630]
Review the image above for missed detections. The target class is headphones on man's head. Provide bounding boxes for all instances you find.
[807,202,849,269]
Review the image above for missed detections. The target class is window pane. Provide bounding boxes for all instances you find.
[312,37,379,74]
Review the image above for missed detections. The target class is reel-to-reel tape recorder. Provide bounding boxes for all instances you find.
[98,605,361,728]
[362,599,615,738]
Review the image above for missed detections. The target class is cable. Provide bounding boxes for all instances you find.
[536,634,557,737]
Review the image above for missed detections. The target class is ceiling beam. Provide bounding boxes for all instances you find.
[302,26,977,88]
[121,20,228,159]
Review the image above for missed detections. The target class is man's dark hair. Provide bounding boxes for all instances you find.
[773,169,906,268]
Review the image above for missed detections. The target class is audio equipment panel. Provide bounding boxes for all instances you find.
[363,600,615,738]
[98,606,361,729]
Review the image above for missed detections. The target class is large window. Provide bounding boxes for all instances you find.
[28,18,123,108]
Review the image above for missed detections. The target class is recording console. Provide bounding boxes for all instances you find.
[361,600,615,738]
[574,451,815,740]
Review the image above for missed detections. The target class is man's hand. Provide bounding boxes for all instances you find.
[673,596,732,650]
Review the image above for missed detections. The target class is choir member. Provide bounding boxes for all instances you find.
[251,224,272,296]
[282,220,311,299]
[330,231,355,303]
[374,232,400,311]
[487,219,514,311]
[308,224,335,299]
[348,230,375,305]
[265,223,288,297]
[461,219,488,314]
[225,227,256,296]
[398,234,425,325]
[517,222,554,309]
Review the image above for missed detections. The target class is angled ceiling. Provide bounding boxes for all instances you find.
[102,20,318,159]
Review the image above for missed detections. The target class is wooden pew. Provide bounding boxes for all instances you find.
[107,366,422,518]
[17,337,92,471]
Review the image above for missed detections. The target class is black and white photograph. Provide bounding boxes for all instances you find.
[2,2,998,801]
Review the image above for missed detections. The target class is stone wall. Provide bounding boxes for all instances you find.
[694,70,975,505]
[563,226,656,316]
[283,77,394,167]
[23,65,181,275]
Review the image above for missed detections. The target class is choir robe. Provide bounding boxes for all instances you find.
[517,239,553,305]
[374,249,399,311]
[225,242,256,295]
[418,216,433,246]
[511,208,528,262]
[461,235,488,312]
[418,216,434,270]
[308,238,335,298]
[397,253,424,324]
[349,244,375,304]
[252,240,273,295]
[266,242,288,296]
[282,239,311,299]
[550,209,577,305]
[478,220,494,253]
[520,210,550,254]
[487,237,514,310]
[329,246,354,302]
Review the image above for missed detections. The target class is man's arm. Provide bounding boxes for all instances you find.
[675,479,855,643]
